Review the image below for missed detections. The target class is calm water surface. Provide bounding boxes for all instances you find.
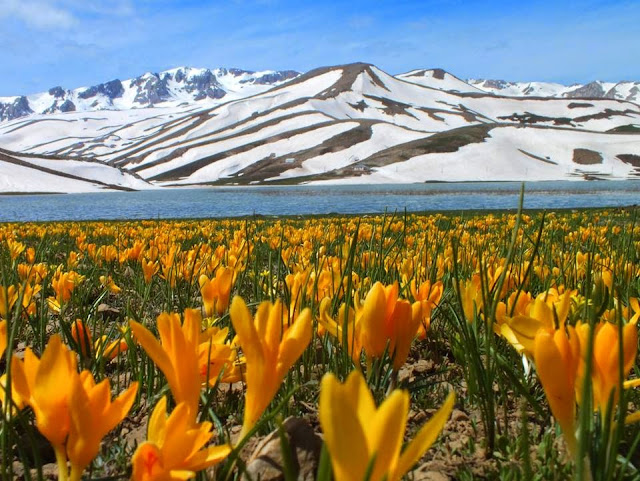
[0,181,639,222]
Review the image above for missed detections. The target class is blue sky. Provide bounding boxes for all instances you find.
[1,0,639,96]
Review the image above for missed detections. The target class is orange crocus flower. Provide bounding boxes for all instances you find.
[0,319,6,358]
[534,327,580,456]
[11,335,79,478]
[67,372,138,481]
[131,397,231,481]
[71,319,92,357]
[94,335,129,361]
[197,326,240,385]
[230,296,311,440]
[199,266,234,318]
[575,320,638,413]
[141,259,159,284]
[100,275,122,294]
[410,279,443,339]
[358,282,425,370]
[0,285,17,320]
[130,310,202,417]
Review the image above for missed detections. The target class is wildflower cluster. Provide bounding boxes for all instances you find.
[0,208,638,480]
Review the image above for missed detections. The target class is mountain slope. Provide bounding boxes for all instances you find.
[466,78,640,104]
[0,148,152,193]
[397,69,484,94]
[0,67,300,122]
[0,63,638,190]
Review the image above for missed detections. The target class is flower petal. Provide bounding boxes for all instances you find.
[393,392,455,481]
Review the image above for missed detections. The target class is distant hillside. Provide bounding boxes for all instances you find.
[0,63,638,192]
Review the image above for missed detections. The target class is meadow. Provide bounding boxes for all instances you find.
[1,204,639,480]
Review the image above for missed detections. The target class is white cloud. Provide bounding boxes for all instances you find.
[0,0,76,29]
[0,0,136,30]
[58,0,135,17]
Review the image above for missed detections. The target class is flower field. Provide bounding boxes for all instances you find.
[1,206,639,480]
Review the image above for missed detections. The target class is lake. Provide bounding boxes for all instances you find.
[0,181,639,222]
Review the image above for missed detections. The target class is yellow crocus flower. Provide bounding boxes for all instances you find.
[358,282,425,370]
[230,296,311,440]
[319,370,454,481]
[199,268,233,318]
[70,319,92,358]
[358,282,391,359]
[141,258,159,284]
[131,396,231,481]
[533,327,580,456]
[410,279,443,339]
[100,275,122,294]
[7,239,25,261]
[459,275,482,322]
[318,297,361,362]
[94,335,129,361]
[502,292,572,357]
[130,310,202,417]
[197,326,240,385]
[575,320,638,413]
[0,319,6,358]
[0,285,17,320]
[199,266,233,317]
[67,372,138,481]
[0,320,10,415]
[11,335,79,479]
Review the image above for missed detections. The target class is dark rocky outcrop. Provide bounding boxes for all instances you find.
[48,86,65,98]
[0,96,33,121]
[44,98,77,114]
[59,99,76,112]
[229,68,253,76]
[566,81,605,99]
[131,74,171,105]
[481,79,512,90]
[182,70,226,99]
[78,79,124,100]
[253,70,300,85]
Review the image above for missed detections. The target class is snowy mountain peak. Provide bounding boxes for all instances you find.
[1,62,639,192]
[466,77,639,103]
[397,68,484,93]
[4,64,639,124]
[0,66,301,122]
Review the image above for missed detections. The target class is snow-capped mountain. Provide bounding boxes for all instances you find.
[0,148,151,193]
[466,78,640,103]
[0,67,299,122]
[396,69,485,94]
[0,62,639,192]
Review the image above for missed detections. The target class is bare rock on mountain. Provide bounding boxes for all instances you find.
[183,70,226,99]
[131,74,171,105]
[565,81,606,99]
[44,99,76,114]
[48,86,65,98]
[482,79,512,90]
[254,70,300,85]
[59,99,76,112]
[78,79,124,100]
[0,96,32,121]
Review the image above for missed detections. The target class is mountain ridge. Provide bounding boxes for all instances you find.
[0,67,300,122]
[1,62,639,191]
[2,65,639,123]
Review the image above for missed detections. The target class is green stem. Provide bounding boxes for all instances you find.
[54,446,69,481]
[69,465,83,481]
